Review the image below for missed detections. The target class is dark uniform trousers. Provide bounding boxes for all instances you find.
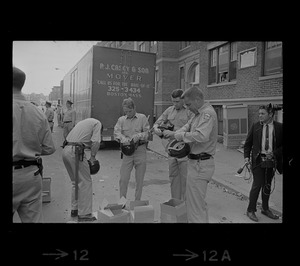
[247,163,275,212]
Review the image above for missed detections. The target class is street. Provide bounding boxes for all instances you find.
[13,115,282,223]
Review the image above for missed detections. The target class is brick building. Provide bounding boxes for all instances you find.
[97,41,283,148]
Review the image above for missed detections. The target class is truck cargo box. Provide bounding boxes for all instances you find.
[63,45,156,143]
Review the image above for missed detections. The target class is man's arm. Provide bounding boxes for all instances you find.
[40,118,56,155]
[175,113,214,143]
[243,123,254,162]
[132,115,150,142]
[89,121,102,161]
[114,117,130,143]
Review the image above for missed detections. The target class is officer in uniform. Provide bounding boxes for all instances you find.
[153,89,193,200]
[13,67,56,223]
[174,86,218,223]
[244,104,283,222]
[62,118,101,222]
[45,101,55,132]
[63,99,76,140]
[114,97,150,201]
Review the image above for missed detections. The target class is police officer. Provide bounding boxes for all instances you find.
[114,98,150,201]
[244,104,283,222]
[13,67,56,223]
[62,118,101,222]
[63,99,76,139]
[45,101,55,132]
[153,89,193,200]
[174,86,218,223]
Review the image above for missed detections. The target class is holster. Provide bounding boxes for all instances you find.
[34,157,43,177]
[74,144,85,161]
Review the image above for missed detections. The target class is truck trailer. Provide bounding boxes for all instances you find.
[62,45,156,144]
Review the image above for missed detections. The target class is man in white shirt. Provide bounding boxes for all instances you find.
[62,118,101,222]
[114,98,150,201]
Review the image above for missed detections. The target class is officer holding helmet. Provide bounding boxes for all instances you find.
[174,86,218,223]
[62,117,101,222]
[114,97,150,201]
[153,89,193,201]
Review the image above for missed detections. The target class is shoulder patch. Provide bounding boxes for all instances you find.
[204,113,211,120]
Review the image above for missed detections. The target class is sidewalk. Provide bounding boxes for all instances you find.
[147,135,283,216]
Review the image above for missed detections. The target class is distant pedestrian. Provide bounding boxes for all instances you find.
[62,118,101,222]
[13,66,56,223]
[56,104,63,127]
[153,89,193,200]
[174,86,218,223]
[45,101,54,132]
[114,97,150,201]
[63,99,76,140]
[244,104,283,222]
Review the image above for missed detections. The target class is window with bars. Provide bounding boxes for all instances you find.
[208,42,237,84]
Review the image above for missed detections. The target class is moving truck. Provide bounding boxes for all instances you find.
[62,45,156,144]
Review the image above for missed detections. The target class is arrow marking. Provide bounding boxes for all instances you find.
[173,249,199,261]
[42,249,68,260]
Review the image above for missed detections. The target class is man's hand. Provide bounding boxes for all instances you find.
[89,156,97,163]
[163,130,175,138]
[121,136,131,145]
[244,157,250,164]
[131,134,141,143]
[153,125,163,136]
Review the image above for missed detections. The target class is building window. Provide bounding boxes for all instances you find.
[264,41,282,76]
[188,63,199,86]
[208,42,237,85]
[139,42,146,52]
[180,41,191,50]
[180,66,185,90]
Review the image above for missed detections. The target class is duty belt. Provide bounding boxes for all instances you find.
[13,158,43,176]
[188,153,213,160]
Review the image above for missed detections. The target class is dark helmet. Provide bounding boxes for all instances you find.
[121,139,136,156]
[166,139,190,158]
[87,159,100,175]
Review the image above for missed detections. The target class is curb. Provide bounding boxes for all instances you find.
[146,147,282,217]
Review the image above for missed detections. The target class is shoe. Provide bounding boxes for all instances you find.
[78,213,97,222]
[246,211,258,222]
[261,209,279,220]
[71,210,78,217]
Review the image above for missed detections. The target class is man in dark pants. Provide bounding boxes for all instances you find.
[244,104,283,222]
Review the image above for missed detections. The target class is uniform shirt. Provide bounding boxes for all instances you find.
[63,108,75,122]
[176,103,218,155]
[13,93,56,161]
[261,121,274,154]
[114,113,150,142]
[154,105,193,131]
[45,107,54,122]
[66,118,102,146]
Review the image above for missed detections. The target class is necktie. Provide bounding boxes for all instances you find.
[265,124,269,151]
